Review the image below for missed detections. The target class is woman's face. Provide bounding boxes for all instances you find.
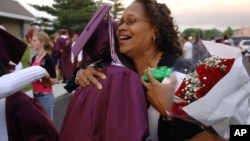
[30,35,43,51]
[116,2,156,59]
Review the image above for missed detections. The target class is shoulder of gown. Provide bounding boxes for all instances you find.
[6,91,59,141]
[60,65,149,141]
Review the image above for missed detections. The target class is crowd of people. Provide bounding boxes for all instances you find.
[0,0,240,140]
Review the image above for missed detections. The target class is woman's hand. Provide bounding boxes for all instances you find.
[141,67,176,118]
[41,72,52,87]
[75,66,106,89]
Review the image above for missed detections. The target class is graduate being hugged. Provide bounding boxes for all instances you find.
[59,5,149,141]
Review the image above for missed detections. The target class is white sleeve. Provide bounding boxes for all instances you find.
[0,66,46,98]
[77,50,82,62]
[71,52,74,63]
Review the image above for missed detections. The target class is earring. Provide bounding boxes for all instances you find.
[152,36,156,43]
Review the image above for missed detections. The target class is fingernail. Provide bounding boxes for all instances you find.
[101,75,106,79]
[97,85,102,89]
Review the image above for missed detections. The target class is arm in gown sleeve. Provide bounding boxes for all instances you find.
[6,92,59,141]
[0,66,46,98]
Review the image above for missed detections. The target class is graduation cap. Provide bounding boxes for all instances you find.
[0,29,27,66]
[60,29,68,35]
[72,5,121,64]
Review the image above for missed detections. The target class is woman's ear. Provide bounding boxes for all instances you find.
[152,26,158,43]
[153,25,159,37]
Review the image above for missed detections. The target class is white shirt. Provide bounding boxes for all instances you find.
[183,41,193,59]
[9,61,23,71]
[71,41,82,63]
[0,66,46,98]
[15,62,23,71]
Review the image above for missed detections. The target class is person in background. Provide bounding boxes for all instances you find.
[62,31,74,83]
[215,37,223,43]
[53,29,71,83]
[26,23,37,63]
[182,36,193,59]
[223,35,231,45]
[50,32,60,83]
[70,32,81,69]
[76,0,226,140]
[30,31,57,119]
[224,34,234,46]
[0,28,58,141]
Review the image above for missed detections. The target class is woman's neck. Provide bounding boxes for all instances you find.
[36,49,46,60]
[133,51,163,76]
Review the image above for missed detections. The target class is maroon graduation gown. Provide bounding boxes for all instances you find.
[6,91,59,141]
[54,37,73,78]
[60,65,149,141]
[60,42,75,78]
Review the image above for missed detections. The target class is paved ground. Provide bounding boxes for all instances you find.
[53,92,72,131]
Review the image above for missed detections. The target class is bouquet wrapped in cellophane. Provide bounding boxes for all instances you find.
[172,40,250,139]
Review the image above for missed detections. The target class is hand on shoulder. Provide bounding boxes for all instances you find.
[76,66,106,89]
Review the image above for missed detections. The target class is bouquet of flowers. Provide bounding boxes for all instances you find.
[171,40,250,139]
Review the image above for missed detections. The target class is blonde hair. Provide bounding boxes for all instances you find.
[50,32,60,43]
[35,31,54,54]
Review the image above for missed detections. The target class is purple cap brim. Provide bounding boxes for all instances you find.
[72,5,112,56]
[0,29,27,64]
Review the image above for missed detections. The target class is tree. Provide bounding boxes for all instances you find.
[29,4,56,31]
[182,28,222,40]
[203,28,222,40]
[95,0,103,7]
[107,0,124,20]
[223,26,234,36]
[181,28,199,38]
[31,0,98,34]
[53,0,97,34]
[31,0,126,34]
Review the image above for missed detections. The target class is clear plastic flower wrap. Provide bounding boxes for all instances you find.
[171,40,250,139]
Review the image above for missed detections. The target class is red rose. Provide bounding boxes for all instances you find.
[172,57,235,119]
[195,88,205,98]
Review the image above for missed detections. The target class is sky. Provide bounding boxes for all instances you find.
[15,0,250,31]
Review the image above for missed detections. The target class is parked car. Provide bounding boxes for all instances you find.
[238,40,250,56]
[231,36,250,47]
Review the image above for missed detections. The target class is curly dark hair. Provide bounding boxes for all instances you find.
[134,0,182,56]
